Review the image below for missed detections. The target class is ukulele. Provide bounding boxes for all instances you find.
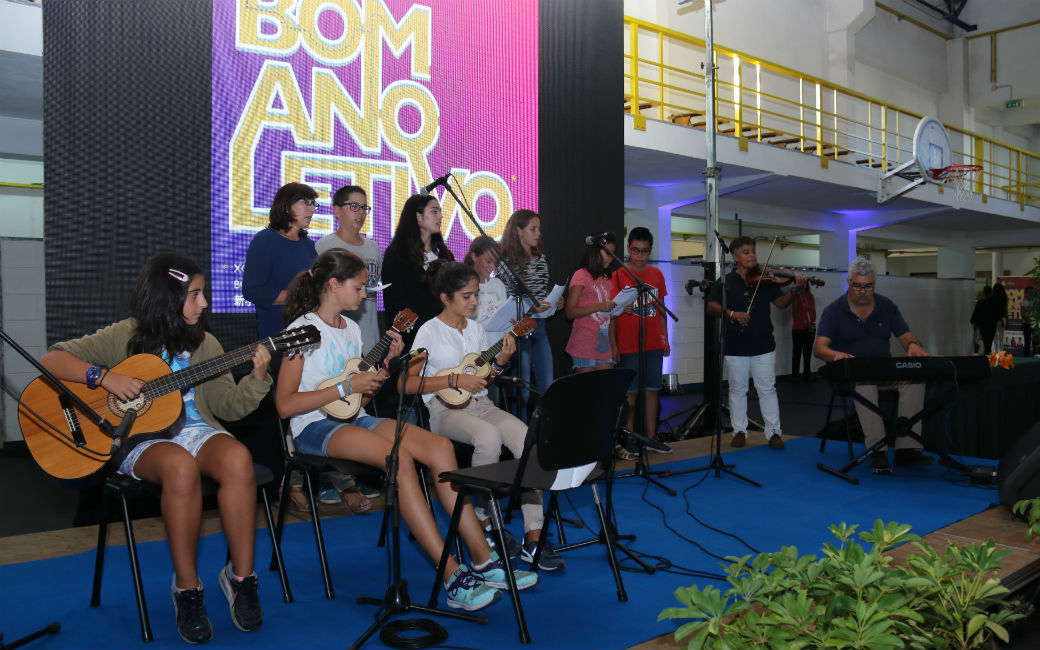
[435,317,536,408]
[18,325,320,488]
[316,309,418,420]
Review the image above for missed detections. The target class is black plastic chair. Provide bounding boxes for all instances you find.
[426,368,634,644]
[91,464,290,643]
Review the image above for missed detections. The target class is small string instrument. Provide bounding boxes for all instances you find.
[317,309,418,420]
[435,317,536,408]
[745,266,825,288]
[19,325,320,488]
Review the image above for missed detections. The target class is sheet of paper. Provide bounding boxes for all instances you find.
[609,286,639,316]
[483,300,518,333]
[549,462,597,490]
[523,284,565,319]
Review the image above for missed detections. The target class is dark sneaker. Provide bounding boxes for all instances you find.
[218,564,262,632]
[730,432,747,448]
[355,478,381,499]
[520,539,566,571]
[871,452,893,475]
[894,449,935,467]
[485,525,523,560]
[768,435,785,450]
[443,566,499,611]
[471,551,539,590]
[644,436,673,454]
[172,583,213,644]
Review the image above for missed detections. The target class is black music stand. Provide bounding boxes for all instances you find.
[349,373,486,650]
[818,372,979,485]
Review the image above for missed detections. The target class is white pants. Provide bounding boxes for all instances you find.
[725,352,781,439]
[428,395,544,534]
[853,382,925,450]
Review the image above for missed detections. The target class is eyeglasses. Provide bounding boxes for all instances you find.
[630,247,651,255]
[337,201,372,214]
[299,199,317,207]
[849,282,875,291]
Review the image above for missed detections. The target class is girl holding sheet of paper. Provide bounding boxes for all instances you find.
[565,232,620,372]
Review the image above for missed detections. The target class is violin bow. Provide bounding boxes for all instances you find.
[744,235,779,319]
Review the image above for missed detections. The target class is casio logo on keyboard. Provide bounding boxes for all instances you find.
[895,361,923,369]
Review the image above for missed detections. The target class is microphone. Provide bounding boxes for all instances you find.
[109,408,138,455]
[386,348,426,373]
[419,174,451,196]
[584,232,610,246]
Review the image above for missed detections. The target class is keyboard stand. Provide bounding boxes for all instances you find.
[817,382,973,485]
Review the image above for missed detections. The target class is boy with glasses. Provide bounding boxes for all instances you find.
[609,227,672,453]
[813,257,933,474]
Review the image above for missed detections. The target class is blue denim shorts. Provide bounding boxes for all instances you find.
[618,350,664,393]
[295,415,385,456]
[571,356,614,369]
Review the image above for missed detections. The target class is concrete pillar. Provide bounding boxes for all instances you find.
[937,238,975,279]
[818,227,855,271]
[656,205,673,261]
[991,251,1005,281]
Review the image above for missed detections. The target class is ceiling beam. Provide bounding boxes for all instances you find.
[906,0,977,32]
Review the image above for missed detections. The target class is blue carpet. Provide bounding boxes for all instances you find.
[0,438,998,649]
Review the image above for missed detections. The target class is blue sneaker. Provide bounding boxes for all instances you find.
[318,481,340,505]
[472,551,539,590]
[444,566,499,611]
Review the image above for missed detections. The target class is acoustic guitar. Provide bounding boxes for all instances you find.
[435,317,536,408]
[18,325,320,488]
[317,309,418,420]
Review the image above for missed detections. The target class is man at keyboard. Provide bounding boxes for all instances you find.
[813,257,934,474]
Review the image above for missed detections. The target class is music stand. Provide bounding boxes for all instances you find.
[349,373,486,650]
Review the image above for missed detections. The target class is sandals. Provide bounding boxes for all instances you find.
[282,485,310,514]
[340,485,372,514]
[614,443,638,461]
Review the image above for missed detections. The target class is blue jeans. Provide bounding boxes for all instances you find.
[515,319,554,421]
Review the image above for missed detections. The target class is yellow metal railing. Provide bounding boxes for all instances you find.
[623,16,1040,208]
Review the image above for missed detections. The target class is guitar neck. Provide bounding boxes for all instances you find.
[479,329,521,365]
[141,340,272,399]
[359,331,397,370]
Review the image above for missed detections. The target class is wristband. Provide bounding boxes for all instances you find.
[490,360,509,373]
[336,382,346,399]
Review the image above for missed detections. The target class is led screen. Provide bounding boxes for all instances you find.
[210,0,539,313]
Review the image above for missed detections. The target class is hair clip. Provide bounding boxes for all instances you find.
[168,268,189,282]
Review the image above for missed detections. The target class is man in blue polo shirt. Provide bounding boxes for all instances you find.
[813,257,934,474]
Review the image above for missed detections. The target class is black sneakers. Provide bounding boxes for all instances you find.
[218,564,263,632]
[485,525,523,560]
[870,452,893,475]
[520,539,566,571]
[172,583,213,644]
[644,436,674,454]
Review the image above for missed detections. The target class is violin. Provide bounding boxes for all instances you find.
[745,266,825,288]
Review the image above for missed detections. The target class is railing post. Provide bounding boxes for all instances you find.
[629,22,639,116]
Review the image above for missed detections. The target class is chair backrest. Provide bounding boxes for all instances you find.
[525,368,635,473]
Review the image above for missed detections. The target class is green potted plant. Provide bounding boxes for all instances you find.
[659,519,1021,649]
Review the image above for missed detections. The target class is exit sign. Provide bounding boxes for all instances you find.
[1006,99,1023,109]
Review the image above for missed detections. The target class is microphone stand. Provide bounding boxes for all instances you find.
[350,370,486,650]
[652,231,760,487]
[437,179,544,418]
[589,241,677,496]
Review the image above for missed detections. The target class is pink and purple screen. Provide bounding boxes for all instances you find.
[210,0,539,312]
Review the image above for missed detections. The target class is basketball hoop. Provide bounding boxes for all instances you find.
[932,164,982,202]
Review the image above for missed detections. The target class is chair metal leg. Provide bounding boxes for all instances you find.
[487,495,530,644]
[119,491,153,643]
[270,471,291,573]
[259,486,292,603]
[591,483,627,602]
[842,395,855,459]
[427,487,468,609]
[303,470,335,599]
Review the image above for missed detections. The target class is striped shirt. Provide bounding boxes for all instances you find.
[502,254,551,302]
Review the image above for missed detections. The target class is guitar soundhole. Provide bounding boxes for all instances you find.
[108,393,152,417]
[462,365,478,376]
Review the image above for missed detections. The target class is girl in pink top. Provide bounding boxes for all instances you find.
[564,232,618,372]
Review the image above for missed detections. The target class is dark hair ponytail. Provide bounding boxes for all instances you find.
[283,250,366,325]
[429,260,478,306]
